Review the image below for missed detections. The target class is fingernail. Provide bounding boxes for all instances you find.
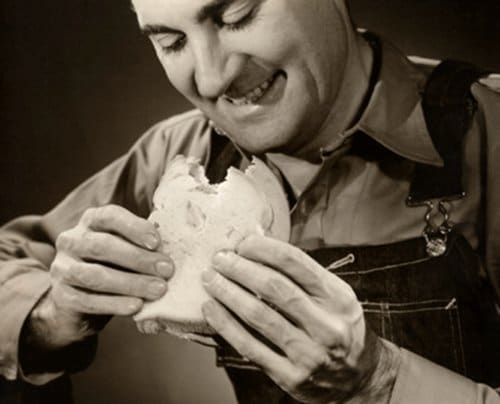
[155,261,173,278]
[212,251,232,267]
[144,233,159,250]
[149,281,167,297]
[202,269,217,284]
[129,301,142,313]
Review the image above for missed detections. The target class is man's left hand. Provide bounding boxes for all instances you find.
[202,235,400,403]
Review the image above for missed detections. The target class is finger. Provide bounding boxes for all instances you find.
[54,259,168,300]
[202,299,306,391]
[237,235,350,297]
[202,269,329,371]
[80,205,160,250]
[52,282,143,316]
[56,231,174,279]
[211,251,346,344]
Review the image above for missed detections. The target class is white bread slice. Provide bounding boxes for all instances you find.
[134,155,290,340]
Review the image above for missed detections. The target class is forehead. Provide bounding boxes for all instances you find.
[132,0,232,26]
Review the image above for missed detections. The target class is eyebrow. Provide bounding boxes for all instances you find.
[139,0,237,35]
[140,24,181,36]
[196,0,235,23]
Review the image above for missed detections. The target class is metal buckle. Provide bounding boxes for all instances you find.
[422,200,454,257]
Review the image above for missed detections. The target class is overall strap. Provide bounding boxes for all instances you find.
[407,60,487,205]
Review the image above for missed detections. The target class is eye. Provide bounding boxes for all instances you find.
[154,33,187,55]
[219,1,260,31]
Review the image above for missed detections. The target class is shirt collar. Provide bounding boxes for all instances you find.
[325,36,444,167]
[267,36,445,199]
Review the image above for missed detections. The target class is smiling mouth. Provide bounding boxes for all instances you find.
[222,72,280,106]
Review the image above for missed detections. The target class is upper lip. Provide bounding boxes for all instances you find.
[223,64,277,100]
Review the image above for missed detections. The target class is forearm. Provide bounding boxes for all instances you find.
[0,253,53,378]
[388,345,499,404]
[0,227,96,383]
[344,338,499,404]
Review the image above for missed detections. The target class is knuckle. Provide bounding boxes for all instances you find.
[263,277,309,316]
[128,247,149,272]
[262,276,294,302]
[234,341,254,361]
[322,321,351,350]
[274,248,294,266]
[90,207,107,228]
[119,297,142,315]
[284,368,309,392]
[82,205,117,229]
[99,204,120,223]
[50,256,66,279]
[305,272,326,294]
[51,255,78,284]
[85,234,105,259]
[333,320,350,342]
[81,299,99,314]
[55,231,74,252]
[81,207,98,226]
[275,245,303,268]
[77,265,104,290]
[122,276,148,297]
[245,302,269,326]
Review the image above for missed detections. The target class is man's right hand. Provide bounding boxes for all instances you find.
[23,204,174,356]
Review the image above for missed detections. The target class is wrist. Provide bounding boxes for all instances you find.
[23,291,79,351]
[19,292,98,375]
[343,338,401,404]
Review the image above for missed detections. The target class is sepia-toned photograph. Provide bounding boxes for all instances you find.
[1,1,499,403]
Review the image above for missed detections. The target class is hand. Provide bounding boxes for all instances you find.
[202,235,400,403]
[26,205,175,351]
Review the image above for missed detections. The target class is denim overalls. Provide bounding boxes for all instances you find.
[207,59,500,403]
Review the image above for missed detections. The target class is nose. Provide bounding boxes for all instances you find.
[191,35,235,100]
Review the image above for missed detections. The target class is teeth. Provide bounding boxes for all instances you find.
[225,75,275,106]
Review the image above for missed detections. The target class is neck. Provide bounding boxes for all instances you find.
[298,32,374,163]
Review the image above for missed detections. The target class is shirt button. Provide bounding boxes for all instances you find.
[300,200,308,215]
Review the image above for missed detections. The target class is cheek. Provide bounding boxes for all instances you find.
[152,44,197,100]
[247,23,296,64]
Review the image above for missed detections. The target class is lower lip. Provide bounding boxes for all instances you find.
[222,72,286,118]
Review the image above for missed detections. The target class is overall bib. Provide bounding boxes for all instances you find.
[207,59,500,403]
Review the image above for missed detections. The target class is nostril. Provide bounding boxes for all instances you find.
[194,69,229,99]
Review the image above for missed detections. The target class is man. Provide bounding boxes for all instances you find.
[1,0,499,403]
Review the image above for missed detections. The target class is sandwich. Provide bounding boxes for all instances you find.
[134,154,290,341]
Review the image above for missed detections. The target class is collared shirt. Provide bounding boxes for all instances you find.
[266,40,477,251]
[1,38,499,403]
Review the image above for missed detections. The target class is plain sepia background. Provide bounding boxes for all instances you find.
[1,1,499,403]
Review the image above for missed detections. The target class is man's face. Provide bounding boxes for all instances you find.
[132,0,350,155]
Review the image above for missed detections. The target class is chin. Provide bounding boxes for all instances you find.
[230,129,294,155]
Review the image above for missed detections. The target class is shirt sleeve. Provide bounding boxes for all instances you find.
[0,113,211,384]
[389,346,500,404]
[471,82,500,301]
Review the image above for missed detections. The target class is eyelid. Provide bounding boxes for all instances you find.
[153,32,184,48]
[221,2,253,24]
